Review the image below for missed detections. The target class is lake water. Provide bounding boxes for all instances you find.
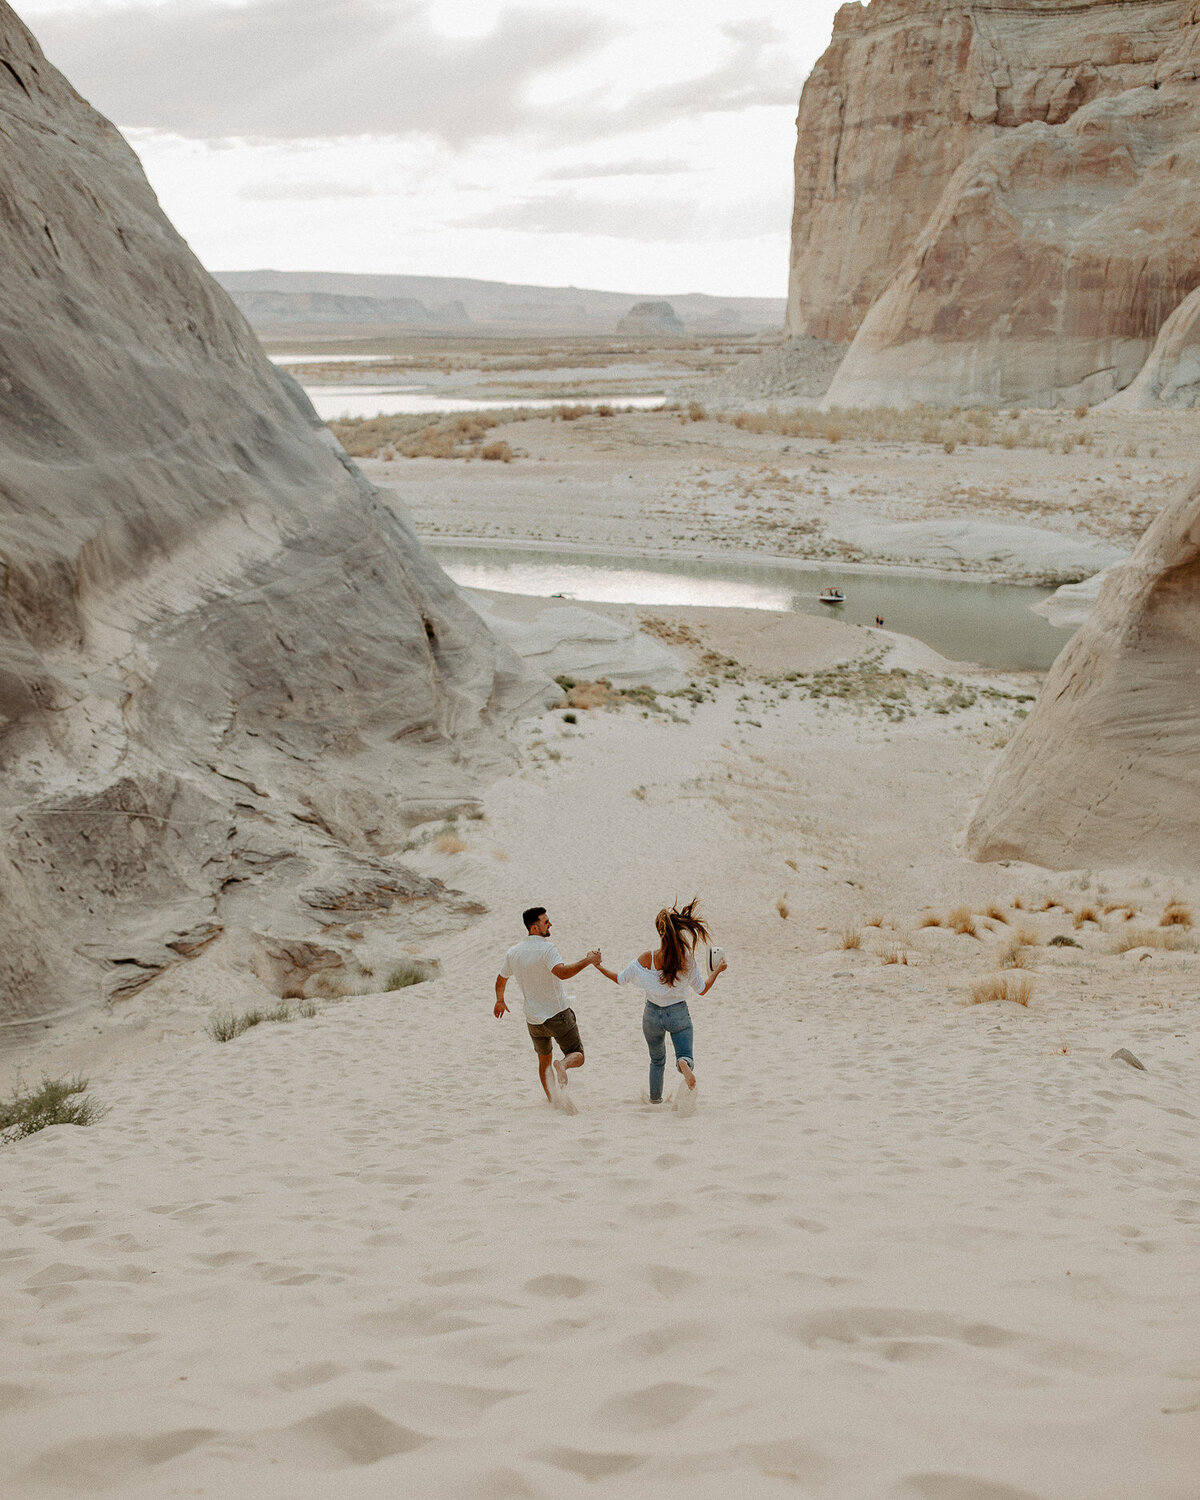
[300,385,668,421]
[428,543,1074,670]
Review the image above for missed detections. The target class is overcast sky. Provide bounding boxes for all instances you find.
[22,0,846,296]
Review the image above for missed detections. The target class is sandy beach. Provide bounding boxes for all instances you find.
[4,596,1198,1499]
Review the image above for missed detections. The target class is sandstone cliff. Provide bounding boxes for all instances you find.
[0,4,536,1031]
[966,463,1200,869]
[788,0,1200,407]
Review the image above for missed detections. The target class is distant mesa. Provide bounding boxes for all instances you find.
[215,271,784,337]
[616,300,685,337]
[787,0,1200,409]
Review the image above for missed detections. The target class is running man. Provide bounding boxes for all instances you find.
[494,906,601,1105]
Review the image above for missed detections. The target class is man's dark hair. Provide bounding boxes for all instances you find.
[523,906,546,931]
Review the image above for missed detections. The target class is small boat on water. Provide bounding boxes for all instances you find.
[819,587,846,604]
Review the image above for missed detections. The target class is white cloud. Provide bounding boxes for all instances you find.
[238,179,374,200]
[541,157,692,181]
[33,0,616,144]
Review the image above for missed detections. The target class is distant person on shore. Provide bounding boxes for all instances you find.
[494,906,601,1108]
[597,898,726,1107]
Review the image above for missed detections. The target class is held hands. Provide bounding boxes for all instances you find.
[586,949,602,967]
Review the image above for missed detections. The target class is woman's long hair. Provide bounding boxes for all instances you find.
[655,898,710,987]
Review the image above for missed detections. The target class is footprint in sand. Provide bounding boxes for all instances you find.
[898,1474,1045,1500]
[596,1381,711,1432]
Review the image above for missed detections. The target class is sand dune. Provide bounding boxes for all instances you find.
[3,629,1198,1498]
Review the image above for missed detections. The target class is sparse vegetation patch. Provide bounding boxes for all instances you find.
[1,1076,106,1143]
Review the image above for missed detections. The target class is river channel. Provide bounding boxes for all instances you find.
[427,543,1075,671]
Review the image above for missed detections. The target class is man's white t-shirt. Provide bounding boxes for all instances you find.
[500,935,568,1024]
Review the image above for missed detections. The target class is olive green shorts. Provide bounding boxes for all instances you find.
[527,1007,583,1058]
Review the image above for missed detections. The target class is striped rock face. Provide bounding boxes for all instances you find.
[0,4,537,1027]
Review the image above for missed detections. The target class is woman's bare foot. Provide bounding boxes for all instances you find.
[678,1061,696,1091]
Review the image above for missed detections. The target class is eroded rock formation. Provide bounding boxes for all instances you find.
[1102,284,1200,409]
[966,463,1200,869]
[0,4,537,1030]
[787,0,1200,407]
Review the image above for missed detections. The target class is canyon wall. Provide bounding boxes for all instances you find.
[0,4,537,1031]
[787,0,1200,407]
[966,463,1200,869]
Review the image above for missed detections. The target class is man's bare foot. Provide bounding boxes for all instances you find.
[678,1061,696,1091]
[553,1059,569,1091]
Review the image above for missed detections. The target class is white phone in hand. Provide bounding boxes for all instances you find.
[708,946,725,974]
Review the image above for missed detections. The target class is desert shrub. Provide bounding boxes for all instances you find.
[207,1007,266,1042]
[970,974,1032,1006]
[562,711,577,724]
[840,926,862,950]
[481,440,513,462]
[687,402,707,421]
[1048,934,1080,948]
[1,1076,106,1142]
[387,960,431,990]
[1073,905,1102,929]
[1160,899,1193,929]
[948,906,978,937]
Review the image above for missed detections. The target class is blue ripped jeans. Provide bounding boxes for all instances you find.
[642,1001,694,1103]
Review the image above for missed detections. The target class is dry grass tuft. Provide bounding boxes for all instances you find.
[970,973,1033,1006]
[1160,899,1193,929]
[865,914,884,928]
[918,912,942,928]
[432,832,468,854]
[480,440,513,462]
[1013,926,1041,948]
[1103,901,1137,919]
[1011,895,1026,910]
[776,897,789,920]
[948,906,979,937]
[1039,897,1066,912]
[1112,926,1192,954]
[1073,905,1102,930]
[984,903,1010,924]
[879,939,909,965]
[839,926,862,951]
[998,938,1032,969]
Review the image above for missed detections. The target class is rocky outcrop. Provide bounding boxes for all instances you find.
[966,464,1200,869]
[0,4,538,1030]
[1101,284,1200,408]
[789,0,1200,408]
[617,300,685,337]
